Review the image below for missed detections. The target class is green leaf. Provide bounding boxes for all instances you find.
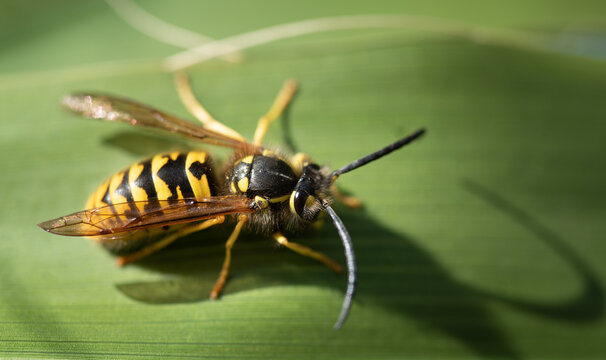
[2,0,606,358]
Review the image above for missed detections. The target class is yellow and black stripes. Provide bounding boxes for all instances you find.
[86,151,218,211]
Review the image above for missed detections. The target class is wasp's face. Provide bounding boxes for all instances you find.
[289,163,326,222]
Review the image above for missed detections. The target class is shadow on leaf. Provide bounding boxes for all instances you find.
[114,180,603,359]
[463,180,604,322]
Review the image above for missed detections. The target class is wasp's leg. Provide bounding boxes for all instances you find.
[273,232,343,274]
[331,185,362,209]
[210,214,249,299]
[174,72,245,141]
[116,216,225,266]
[253,79,298,146]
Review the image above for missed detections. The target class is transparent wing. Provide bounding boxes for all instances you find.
[62,93,252,149]
[38,196,254,237]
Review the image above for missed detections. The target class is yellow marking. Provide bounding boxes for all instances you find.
[185,151,211,200]
[200,174,211,197]
[269,194,290,203]
[189,151,207,164]
[170,153,184,200]
[289,192,297,215]
[151,154,172,200]
[86,190,96,209]
[230,181,237,194]
[109,171,128,204]
[236,155,253,165]
[169,151,180,161]
[175,185,185,200]
[128,163,147,213]
[305,195,316,209]
[254,196,269,209]
[85,196,94,210]
[237,177,249,193]
[86,179,109,209]
[262,149,275,157]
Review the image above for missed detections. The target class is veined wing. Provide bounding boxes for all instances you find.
[38,196,253,237]
[62,93,252,149]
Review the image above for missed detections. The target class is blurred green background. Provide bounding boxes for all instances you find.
[1,0,606,358]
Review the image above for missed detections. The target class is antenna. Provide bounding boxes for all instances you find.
[322,200,357,330]
[331,128,425,180]
[324,127,426,329]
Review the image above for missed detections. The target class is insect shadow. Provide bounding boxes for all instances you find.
[114,179,603,359]
[102,103,601,357]
[462,180,604,322]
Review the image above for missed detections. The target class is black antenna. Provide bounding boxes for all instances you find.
[331,128,426,180]
[323,127,426,329]
[322,200,357,330]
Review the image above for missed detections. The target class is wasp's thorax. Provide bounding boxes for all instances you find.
[226,152,330,233]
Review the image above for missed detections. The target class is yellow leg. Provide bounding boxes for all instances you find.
[331,185,362,209]
[116,216,225,266]
[273,232,342,274]
[174,72,245,141]
[253,79,298,146]
[210,214,249,299]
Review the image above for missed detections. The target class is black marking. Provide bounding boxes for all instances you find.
[188,161,206,180]
[134,160,159,213]
[156,153,195,201]
[100,181,117,217]
[115,169,139,216]
[248,155,297,199]
[100,183,112,205]
[187,153,218,196]
[134,160,157,200]
[115,170,134,203]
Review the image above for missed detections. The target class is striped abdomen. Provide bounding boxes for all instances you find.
[87,151,218,210]
[86,151,219,254]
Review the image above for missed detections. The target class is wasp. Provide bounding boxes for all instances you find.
[38,74,425,329]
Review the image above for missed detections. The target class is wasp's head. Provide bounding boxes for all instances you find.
[289,163,329,222]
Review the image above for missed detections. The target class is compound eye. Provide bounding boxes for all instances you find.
[290,191,306,217]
